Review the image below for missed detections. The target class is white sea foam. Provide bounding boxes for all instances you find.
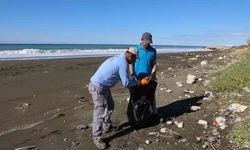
[0,48,210,60]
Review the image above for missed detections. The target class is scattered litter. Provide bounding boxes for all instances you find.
[126,97,130,102]
[203,91,215,101]
[227,103,248,113]
[213,116,226,126]
[168,67,173,70]
[185,94,191,98]
[206,135,220,144]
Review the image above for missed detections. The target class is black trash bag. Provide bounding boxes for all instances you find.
[127,81,157,129]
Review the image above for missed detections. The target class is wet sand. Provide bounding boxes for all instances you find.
[0,51,232,150]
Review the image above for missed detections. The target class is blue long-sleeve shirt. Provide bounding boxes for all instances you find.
[90,54,138,88]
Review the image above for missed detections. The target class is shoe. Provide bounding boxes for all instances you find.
[94,138,107,149]
[103,125,117,133]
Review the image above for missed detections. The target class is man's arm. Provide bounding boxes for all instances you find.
[119,63,138,88]
[151,59,157,80]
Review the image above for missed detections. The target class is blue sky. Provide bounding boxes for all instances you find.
[0,0,250,46]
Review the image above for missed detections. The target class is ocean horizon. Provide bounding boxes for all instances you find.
[0,44,210,61]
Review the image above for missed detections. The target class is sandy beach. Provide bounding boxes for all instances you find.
[0,51,234,150]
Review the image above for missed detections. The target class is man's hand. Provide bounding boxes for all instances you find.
[139,77,150,86]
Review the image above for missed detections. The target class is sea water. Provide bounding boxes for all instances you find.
[0,44,209,60]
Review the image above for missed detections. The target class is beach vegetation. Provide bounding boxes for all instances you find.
[210,57,250,92]
[230,118,250,145]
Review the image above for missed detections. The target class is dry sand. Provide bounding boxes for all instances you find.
[0,51,233,150]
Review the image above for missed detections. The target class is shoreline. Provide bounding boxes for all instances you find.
[0,50,213,62]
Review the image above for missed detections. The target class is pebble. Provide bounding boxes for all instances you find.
[22,103,31,107]
[190,106,201,111]
[198,120,208,126]
[166,121,173,125]
[177,122,184,128]
[166,89,173,93]
[176,82,184,87]
[202,142,209,148]
[186,74,197,84]
[76,124,89,130]
[145,140,151,145]
[160,128,167,133]
[200,60,208,65]
[196,137,202,142]
[138,147,145,150]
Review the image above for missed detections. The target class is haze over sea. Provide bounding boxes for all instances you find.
[0,44,209,61]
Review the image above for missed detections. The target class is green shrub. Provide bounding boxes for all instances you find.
[230,118,250,145]
[210,58,250,92]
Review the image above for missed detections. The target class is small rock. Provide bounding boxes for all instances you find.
[167,67,173,70]
[185,94,191,98]
[190,106,201,111]
[202,142,209,148]
[76,124,89,130]
[184,89,195,94]
[186,74,197,84]
[166,121,173,125]
[166,89,173,93]
[198,78,203,81]
[198,120,208,126]
[64,138,68,142]
[71,141,80,147]
[145,140,151,145]
[22,103,31,107]
[177,121,184,128]
[160,87,167,91]
[160,128,167,133]
[174,121,179,125]
[126,97,130,102]
[218,56,223,60]
[200,60,208,66]
[196,137,202,142]
[243,87,250,93]
[138,147,145,150]
[160,72,165,75]
[176,82,184,87]
[189,57,198,61]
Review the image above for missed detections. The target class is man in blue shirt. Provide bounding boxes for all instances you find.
[89,47,149,149]
[132,32,158,117]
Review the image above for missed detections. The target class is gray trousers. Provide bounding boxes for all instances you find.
[88,82,114,140]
